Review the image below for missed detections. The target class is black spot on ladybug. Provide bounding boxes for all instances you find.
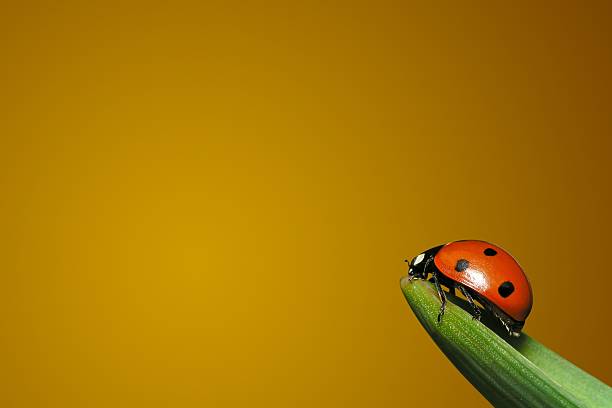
[498,281,515,298]
[455,259,469,272]
[484,248,497,256]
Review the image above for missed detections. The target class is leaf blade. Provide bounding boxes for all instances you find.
[400,277,611,408]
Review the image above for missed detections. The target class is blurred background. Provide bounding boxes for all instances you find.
[1,1,611,407]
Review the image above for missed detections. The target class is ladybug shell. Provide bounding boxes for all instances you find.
[433,240,533,322]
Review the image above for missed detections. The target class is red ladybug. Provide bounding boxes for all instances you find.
[406,240,533,336]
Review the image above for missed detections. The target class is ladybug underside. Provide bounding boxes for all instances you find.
[433,272,524,336]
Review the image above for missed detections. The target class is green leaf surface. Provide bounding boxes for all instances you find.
[400,277,612,408]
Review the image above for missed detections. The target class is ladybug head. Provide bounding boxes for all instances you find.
[406,245,444,279]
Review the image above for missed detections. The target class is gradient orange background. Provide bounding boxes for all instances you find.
[1,2,611,407]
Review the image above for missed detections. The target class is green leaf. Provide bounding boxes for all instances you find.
[400,277,612,408]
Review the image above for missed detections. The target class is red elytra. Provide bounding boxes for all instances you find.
[434,240,533,323]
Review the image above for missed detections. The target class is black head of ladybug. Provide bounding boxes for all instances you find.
[406,245,444,280]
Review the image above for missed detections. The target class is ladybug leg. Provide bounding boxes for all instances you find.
[448,286,456,296]
[432,271,446,323]
[459,286,481,321]
[499,318,512,336]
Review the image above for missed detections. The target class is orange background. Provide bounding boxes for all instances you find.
[1,2,611,407]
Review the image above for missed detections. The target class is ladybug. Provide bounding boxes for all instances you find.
[406,240,533,336]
